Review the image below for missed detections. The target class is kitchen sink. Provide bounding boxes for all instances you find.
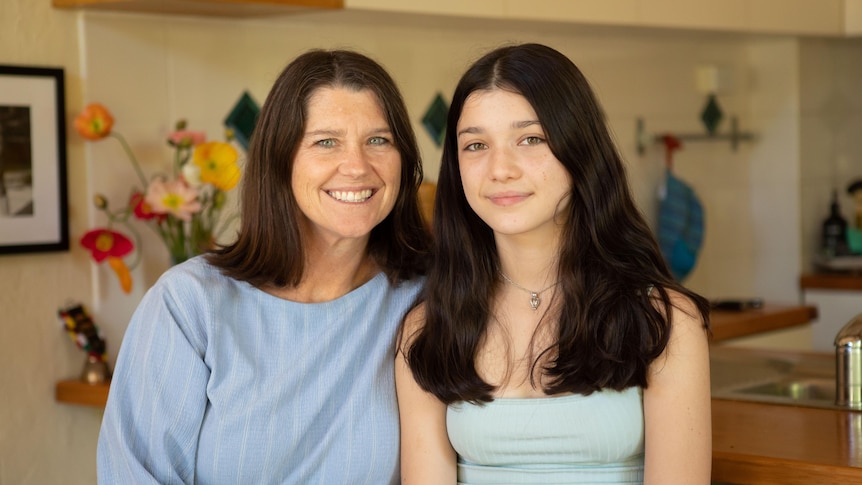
[733,377,836,402]
[709,346,857,411]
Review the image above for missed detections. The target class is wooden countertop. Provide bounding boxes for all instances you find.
[712,398,862,484]
[710,304,818,341]
[801,273,862,291]
[710,346,862,483]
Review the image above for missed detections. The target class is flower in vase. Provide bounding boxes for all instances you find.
[80,228,134,293]
[168,128,206,148]
[75,103,242,294]
[74,103,114,140]
[130,192,165,222]
[80,228,133,262]
[193,141,240,191]
[145,178,202,222]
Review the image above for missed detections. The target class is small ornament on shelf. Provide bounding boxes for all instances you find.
[58,303,111,384]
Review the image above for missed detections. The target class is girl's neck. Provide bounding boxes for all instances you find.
[495,235,560,291]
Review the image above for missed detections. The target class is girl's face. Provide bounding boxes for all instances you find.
[291,87,402,247]
[456,88,572,242]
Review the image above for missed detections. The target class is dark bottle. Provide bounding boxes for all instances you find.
[823,190,848,258]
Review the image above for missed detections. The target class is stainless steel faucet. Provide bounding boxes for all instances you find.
[835,314,862,408]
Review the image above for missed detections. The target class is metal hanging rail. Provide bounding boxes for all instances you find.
[636,116,756,155]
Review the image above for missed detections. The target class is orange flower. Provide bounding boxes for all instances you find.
[74,103,114,141]
[80,228,134,263]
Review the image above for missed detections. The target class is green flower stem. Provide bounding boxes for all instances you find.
[110,133,149,189]
[120,219,144,270]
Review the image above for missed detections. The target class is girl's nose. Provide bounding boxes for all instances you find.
[487,145,520,181]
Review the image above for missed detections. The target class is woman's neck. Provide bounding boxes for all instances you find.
[265,236,378,303]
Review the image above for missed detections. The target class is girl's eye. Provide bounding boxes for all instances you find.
[464,142,487,152]
[316,139,336,148]
[521,136,545,146]
[369,136,390,146]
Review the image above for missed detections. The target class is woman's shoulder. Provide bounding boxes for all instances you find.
[149,255,250,303]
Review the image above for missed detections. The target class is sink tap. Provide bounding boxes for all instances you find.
[835,314,862,408]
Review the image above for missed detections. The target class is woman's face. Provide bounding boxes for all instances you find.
[292,87,402,246]
[456,88,572,241]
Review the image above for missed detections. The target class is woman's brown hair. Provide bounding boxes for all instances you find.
[208,49,430,287]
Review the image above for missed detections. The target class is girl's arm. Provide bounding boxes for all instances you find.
[643,290,712,484]
[395,306,457,484]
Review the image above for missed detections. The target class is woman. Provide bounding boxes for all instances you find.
[396,43,712,484]
[98,49,430,484]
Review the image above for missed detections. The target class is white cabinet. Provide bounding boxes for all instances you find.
[802,289,862,351]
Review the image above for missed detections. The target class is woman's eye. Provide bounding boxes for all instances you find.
[316,139,336,148]
[368,136,390,146]
[464,142,487,152]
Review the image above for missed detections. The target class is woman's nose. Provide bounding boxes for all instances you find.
[339,144,372,176]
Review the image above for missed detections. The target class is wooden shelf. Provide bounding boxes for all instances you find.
[801,273,862,291]
[55,379,110,407]
[710,304,818,342]
[52,0,343,18]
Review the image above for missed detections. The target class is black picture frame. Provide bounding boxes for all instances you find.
[0,65,68,254]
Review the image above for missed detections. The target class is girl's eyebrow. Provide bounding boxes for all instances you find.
[457,126,482,138]
[457,120,541,138]
[513,120,541,129]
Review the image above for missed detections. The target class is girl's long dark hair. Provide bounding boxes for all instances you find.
[405,43,710,404]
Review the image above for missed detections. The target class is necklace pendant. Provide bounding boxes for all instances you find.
[529,292,540,311]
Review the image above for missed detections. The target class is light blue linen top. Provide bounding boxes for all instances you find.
[97,256,423,484]
[447,387,645,484]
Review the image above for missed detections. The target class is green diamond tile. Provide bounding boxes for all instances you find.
[224,91,260,150]
[422,93,448,147]
[700,94,723,135]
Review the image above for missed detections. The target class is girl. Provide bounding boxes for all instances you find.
[397,43,712,485]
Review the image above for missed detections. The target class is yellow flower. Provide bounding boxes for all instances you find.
[193,141,240,191]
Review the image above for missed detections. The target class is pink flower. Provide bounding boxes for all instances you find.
[168,130,206,147]
[145,178,202,221]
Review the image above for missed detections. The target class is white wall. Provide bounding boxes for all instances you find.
[0,2,101,485]
[799,37,862,271]
[2,3,853,483]
[82,11,806,364]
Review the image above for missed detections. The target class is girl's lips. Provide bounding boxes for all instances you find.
[488,192,530,207]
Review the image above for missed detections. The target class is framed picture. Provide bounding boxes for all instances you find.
[0,65,68,254]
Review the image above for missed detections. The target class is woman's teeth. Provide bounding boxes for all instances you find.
[328,189,373,202]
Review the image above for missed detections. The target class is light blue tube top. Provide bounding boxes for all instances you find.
[447,387,644,484]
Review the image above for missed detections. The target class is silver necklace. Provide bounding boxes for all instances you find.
[499,271,560,311]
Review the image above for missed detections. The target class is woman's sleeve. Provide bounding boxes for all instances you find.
[97,278,210,484]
